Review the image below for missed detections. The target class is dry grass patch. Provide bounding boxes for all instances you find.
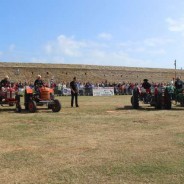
[0,95,184,183]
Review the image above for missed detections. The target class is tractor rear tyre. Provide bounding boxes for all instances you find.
[51,99,61,112]
[155,92,162,109]
[131,87,139,109]
[164,88,171,109]
[28,100,37,113]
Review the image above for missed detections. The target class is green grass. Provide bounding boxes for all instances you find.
[1,95,184,183]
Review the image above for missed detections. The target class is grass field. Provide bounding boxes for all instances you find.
[0,95,184,184]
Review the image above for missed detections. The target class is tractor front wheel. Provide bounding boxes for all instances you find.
[51,99,61,112]
[28,100,37,113]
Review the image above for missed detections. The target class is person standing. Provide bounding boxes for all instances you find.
[70,77,79,107]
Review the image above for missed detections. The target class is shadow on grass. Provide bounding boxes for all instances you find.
[116,105,184,111]
[0,107,56,114]
[0,108,16,112]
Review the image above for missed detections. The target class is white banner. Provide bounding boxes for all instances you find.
[62,88,71,96]
[92,87,114,96]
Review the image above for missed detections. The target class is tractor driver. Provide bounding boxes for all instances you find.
[34,75,44,97]
[142,79,151,89]
[34,75,44,88]
[0,75,10,88]
[175,77,183,90]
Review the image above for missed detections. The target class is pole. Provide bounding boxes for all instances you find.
[174,60,176,79]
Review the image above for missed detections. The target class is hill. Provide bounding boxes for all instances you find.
[0,62,183,84]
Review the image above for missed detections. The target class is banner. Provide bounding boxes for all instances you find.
[92,87,114,96]
[62,88,71,96]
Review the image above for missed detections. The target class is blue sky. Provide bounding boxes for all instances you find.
[0,0,184,69]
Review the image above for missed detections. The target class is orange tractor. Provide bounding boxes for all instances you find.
[0,86,22,112]
[24,86,61,113]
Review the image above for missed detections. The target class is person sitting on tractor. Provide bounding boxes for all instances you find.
[0,75,10,88]
[141,79,152,103]
[142,79,151,90]
[34,75,44,88]
[175,77,183,90]
[34,75,44,98]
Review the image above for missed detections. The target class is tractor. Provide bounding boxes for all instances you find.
[24,86,61,113]
[0,86,22,112]
[131,85,171,109]
[173,85,184,106]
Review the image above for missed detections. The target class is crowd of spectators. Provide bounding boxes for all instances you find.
[11,78,177,96]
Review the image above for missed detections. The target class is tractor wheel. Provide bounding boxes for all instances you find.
[15,103,22,113]
[155,92,162,109]
[28,100,37,113]
[131,87,139,109]
[51,99,61,112]
[164,88,171,109]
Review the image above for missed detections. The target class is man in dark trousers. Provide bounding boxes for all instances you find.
[70,77,79,107]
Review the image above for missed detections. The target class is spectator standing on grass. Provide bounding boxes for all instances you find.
[62,81,66,88]
[57,82,63,96]
[70,77,79,107]
[50,78,56,89]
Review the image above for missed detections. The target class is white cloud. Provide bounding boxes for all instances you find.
[125,47,145,53]
[147,49,166,55]
[166,17,184,32]
[9,44,16,51]
[42,34,173,68]
[98,32,112,40]
[45,35,86,57]
[119,37,171,56]
[144,37,173,47]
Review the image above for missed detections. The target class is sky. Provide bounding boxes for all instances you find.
[0,0,184,69]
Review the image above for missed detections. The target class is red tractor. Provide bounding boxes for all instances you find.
[0,86,22,112]
[24,86,61,113]
[131,85,171,109]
